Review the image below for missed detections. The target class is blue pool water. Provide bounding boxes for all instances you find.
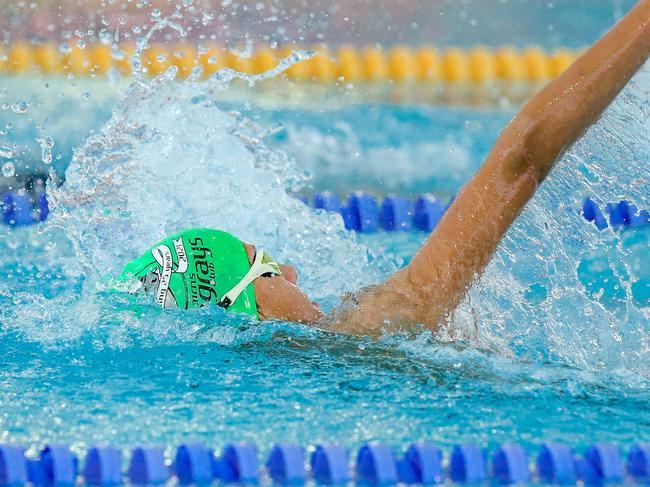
[0,57,649,462]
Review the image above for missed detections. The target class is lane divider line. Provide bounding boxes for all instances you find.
[0,190,646,232]
[0,441,648,485]
[0,42,581,83]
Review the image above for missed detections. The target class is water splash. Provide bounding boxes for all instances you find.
[451,64,650,375]
[1,53,383,346]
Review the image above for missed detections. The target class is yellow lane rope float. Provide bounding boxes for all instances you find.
[0,43,581,83]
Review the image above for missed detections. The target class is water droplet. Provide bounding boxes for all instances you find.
[151,8,161,18]
[201,12,214,25]
[0,88,6,97]
[39,136,54,149]
[2,162,15,177]
[0,145,14,158]
[77,39,86,49]
[38,136,54,164]
[59,43,72,54]
[208,55,218,65]
[112,50,125,61]
[10,100,28,114]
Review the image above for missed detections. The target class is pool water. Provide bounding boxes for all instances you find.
[0,56,649,459]
[1,227,648,453]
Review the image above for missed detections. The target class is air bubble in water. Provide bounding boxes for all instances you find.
[151,8,161,18]
[2,162,15,177]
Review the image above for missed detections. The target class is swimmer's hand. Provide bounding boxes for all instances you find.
[326,0,650,337]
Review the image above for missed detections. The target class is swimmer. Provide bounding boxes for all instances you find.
[121,0,650,337]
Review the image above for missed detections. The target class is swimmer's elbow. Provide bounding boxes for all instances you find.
[503,111,567,182]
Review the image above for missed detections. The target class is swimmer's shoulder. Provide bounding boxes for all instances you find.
[322,270,445,337]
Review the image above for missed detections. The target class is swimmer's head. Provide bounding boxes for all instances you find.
[120,228,322,323]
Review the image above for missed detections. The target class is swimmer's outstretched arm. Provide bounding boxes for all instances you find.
[326,0,650,337]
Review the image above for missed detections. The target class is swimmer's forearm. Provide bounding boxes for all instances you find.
[513,0,650,180]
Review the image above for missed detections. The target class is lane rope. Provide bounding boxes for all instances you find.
[1,190,647,232]
[0,441,647,485]
[0,42,580,83]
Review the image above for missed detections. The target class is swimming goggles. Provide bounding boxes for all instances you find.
[218,249,282,310]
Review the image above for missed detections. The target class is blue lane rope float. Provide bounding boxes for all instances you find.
[128,447,167,485]
[82,447,122,486]
[38,445,78,486]
[173,444,215,485]
[0,444,28,485]
[398,443,443,484]
[537,443,577,485]
[450,444,487,483]
[355,443,399,485]
[492,443,530,484]
[216,443,260,483]
[310,444,350,485]
[266,444,306,485]
[380,195,414,231]
[627,443,650,481]
[578,443,625,485]
[582,197,650,230]
[1,191,49,226]
[2,442,650,485]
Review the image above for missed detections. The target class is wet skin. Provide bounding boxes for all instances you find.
[244,243,324,323]
[245,0,650,336]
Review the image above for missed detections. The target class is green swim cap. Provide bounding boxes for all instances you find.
[120,228,280,317]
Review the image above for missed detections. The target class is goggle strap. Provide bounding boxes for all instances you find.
[218,249,280,310]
